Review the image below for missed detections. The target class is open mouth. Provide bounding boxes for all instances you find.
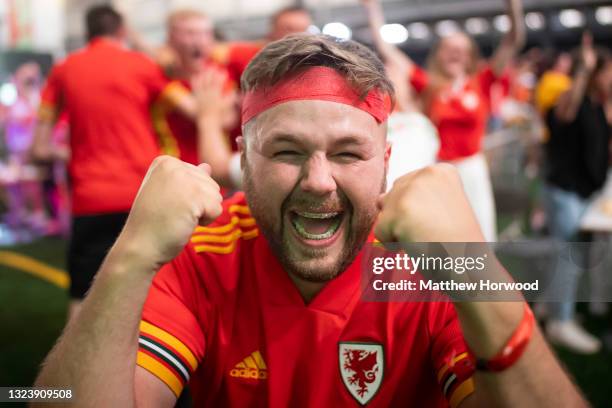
[289,210,344,241]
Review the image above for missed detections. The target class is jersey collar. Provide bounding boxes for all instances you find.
[253,234,370,317]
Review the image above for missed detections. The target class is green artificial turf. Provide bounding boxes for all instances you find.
[0,238,68,408]
[0,237,611,407]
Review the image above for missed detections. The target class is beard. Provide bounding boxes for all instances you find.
[243,162,385,283]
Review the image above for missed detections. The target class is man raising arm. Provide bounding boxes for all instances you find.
[34,157,222,407]
[36,34,584,408]
[376,164,586,407]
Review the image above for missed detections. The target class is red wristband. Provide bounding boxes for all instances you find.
[468,303,535,372]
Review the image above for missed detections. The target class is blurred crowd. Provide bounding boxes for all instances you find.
[0,1,610,354]
[0,61,69,242]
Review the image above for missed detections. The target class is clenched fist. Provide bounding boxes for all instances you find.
[117,156,223,269]
[375,164,485,243]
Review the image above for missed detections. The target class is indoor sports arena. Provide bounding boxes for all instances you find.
[0,0,611,406]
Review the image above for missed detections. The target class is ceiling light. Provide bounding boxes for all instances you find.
[322,22,352,40]
[380,23,409,44]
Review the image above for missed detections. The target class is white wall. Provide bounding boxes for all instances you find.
[0,0,65,54]
[31,0,66,55]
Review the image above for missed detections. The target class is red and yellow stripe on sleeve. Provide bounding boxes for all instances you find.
[159,81,192,113]
[37,102,59,123]
[436,352,475,408]
[190,203,258,254]
[137,321,199,397]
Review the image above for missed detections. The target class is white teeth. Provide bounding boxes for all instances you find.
[291,214,342,240]
[295,211,339,219]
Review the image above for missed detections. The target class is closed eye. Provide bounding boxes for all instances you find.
[272,150,305,163]
[333,152,363,161]
[274,150,300,157]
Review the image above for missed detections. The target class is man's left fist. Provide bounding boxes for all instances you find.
[375,164,485,243]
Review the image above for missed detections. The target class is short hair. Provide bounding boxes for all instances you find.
[271,6,310,26]
[241,34,395,103]
[167,8,208,30]
[85,5,123,41]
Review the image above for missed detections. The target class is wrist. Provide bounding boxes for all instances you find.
[465,303,534,371]
[198,113,223,126]
[455,301,524,358]
[108,233,161,277]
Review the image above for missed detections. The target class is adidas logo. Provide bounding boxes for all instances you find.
[230,350,268,380]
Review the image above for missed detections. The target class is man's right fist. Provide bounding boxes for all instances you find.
[118,156,223,269]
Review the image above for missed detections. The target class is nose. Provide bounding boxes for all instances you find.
[299,154,337,196]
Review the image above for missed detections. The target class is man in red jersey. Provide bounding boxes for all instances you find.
[32,5,198,318]
[151,9,237,174]
[35,35,584,407]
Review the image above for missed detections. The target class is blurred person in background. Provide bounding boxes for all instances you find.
[43,114,71,236]
[542,33,611,354]
[212,6,313,86]
[211,5,314,162]
[361,0,440,188]
[192,68,242,189]
[535,51,573,118]
[186,6,315,189]
[2,62,48,240]
[32,5,198,320]
[146,9,238,172]
[498,49,540,127]
[371,0,525,242]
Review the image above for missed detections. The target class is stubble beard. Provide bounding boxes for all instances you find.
[243,163,385,283]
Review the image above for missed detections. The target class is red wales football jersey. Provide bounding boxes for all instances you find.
[137,192,475,407]
[409,66,499,162]
[151,62,235,166]
[39,38,169,215]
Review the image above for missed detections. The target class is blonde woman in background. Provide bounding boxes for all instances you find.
[363,0,525,242]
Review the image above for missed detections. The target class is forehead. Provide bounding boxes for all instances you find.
[171,15,211,30]
[441,34,471,49]
[16,64,40,78]
[247,100,383,146]
[276,10,311,25]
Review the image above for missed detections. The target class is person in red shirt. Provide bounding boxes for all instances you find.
[211,6,314,161]
[191,69,244,190]
[147,9,237,167]
[212,6,313,86]
[3,62,49,237]
[182,6,314,190]
[35,34,583,407]
[31,5,197,319]
[363,0,524,242]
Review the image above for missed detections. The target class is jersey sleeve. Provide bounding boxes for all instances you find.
[140,56,172,102]
[429,301,475,408]
[227,43,262,84]
[409,65,429,94]
[38,64,64,123]
[137,246,207,398]
[157,80,192,113]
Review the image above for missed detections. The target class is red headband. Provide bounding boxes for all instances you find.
[241,66,391,126]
